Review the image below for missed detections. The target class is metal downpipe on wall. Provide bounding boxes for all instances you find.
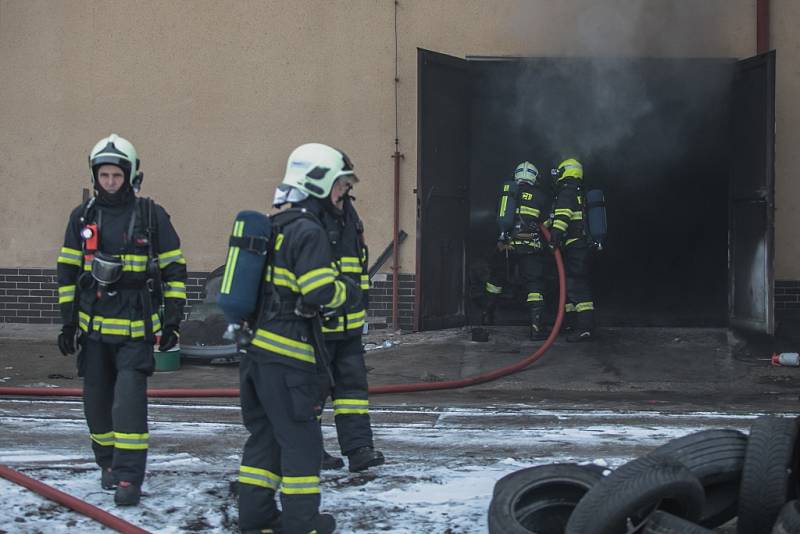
[757,0,770,54]
[0,465,152,534]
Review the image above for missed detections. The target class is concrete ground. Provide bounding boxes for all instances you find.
[1,322,796,412]
[0,322,798,532]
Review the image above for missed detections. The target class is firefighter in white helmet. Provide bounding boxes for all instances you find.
[237,143,364,534]
[56,134,187,506]
[480,161,551,340]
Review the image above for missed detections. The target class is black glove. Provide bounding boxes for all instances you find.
[158,325,180,352]
[549,228,565,250]
[58,324,78,356]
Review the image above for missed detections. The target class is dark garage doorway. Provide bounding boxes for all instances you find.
[416,49,775,333]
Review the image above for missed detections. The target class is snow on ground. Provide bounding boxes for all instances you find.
[0,403,761,533]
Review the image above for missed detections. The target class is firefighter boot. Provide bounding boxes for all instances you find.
[566,309,593,343]
[347,446,385,472]
[241,513,282,534]
[310,513,336,534]
[322,448,344,470]
[114,481,141,506]
[101,467,115,490]
[529,309,548,341]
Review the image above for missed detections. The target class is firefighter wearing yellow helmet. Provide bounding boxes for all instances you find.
[550,158,595,341]
[56,134,187,505]
[481,161,552,340]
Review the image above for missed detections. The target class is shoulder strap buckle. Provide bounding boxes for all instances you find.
[229,235,270,255]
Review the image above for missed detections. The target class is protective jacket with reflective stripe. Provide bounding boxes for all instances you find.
[57,195,187,342]
[502,182,550,252]
[250,198,352,370]
[320,197,368,339]
[551,177,588,246]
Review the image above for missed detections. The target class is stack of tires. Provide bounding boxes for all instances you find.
[488,416,800,533]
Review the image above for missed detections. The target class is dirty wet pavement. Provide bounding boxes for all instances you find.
[0,323,798,532]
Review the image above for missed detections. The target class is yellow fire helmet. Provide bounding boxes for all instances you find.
[553,158,583,181]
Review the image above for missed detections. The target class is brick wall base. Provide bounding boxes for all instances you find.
[0,268,208,324]
[3,268,796,331]
[0,268,417,331]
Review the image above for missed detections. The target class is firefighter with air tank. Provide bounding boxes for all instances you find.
[480,161,552,340]
[220,143,366,534]
[56,134,187,506]
[549,158,596,342]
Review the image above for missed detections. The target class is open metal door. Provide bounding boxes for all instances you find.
[416,49,470,330]
[729,51,776,334]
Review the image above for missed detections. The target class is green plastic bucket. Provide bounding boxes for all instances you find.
[154,347,181,372]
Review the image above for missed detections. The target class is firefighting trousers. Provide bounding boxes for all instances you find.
[486,249,546,318]
[563,244,594,330]
[78,337,152,486]
[319,335,374,455]
[238,355,323,534]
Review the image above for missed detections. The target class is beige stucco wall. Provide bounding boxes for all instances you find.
[4,0,797,279]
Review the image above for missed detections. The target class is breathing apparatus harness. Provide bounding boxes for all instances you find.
[221,207,336,385]
[76,196,162,339]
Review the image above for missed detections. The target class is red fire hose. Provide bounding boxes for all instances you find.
[0,464,151,533]
[0,229,565,398]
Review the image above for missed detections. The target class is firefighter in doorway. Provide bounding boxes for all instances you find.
[549,158,595,342]
[56,134,187,506]
[317,177,385,473]
[236,143,361,534]
[481,161,551,340]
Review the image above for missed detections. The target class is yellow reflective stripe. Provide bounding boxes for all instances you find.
[338,256,362,273]
[221,221,244,294]
[281,475,320,495]
[252,329,315,364]
[554,208,573,217]
[269,266,300,292]
[113,432,149,450]
[360,274,369,290]
[570,212,583,220]
[576,301,594,312]
[333,398,369,415]
[164,281,186,299]
[526,293,543,302]
[130,314,161,338]
[516,206,540,217]
[552,220,568,231]
[274,233,284,251]
[321,310,366,333]
[486,282,502,294]
[324,280,346,308]
[297,267,336,295]
[90,431,114,447]
[158,248,186,268]
[78,311,91,331]
[565,303,576,313]
[58,247,83,266]
[120,254,148,272]
[239,465,281,489]
[565,238,579,247]
[58,285,76,304]
[499,195,508,217]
